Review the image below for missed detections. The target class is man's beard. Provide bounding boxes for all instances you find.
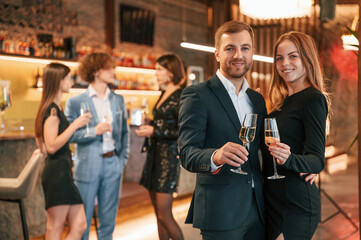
[223,62,252,79]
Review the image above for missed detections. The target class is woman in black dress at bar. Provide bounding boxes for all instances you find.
[264,32,330,240]
[135,54,185,240]
[34,63,91,239]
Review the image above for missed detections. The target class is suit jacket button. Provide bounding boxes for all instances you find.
[247,180,252,184]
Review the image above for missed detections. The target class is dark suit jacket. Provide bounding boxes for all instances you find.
[178,75,267,231]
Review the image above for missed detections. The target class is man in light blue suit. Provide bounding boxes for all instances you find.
[65,53,129,240]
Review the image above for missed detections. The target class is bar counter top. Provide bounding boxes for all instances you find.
[0,131,35,140]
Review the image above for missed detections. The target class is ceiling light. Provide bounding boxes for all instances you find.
[239,0,312,19]
[180,42,274,63]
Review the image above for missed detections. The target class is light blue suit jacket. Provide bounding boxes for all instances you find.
[64,89,130,182]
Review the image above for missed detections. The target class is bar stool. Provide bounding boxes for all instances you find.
[0,149,43,240]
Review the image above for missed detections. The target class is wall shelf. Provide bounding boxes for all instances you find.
[0,53,156,74]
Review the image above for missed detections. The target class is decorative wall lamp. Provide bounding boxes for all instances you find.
[342,12,359,51]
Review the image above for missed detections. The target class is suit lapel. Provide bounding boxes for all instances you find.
[246,89,260,115]
[207,76,241,134]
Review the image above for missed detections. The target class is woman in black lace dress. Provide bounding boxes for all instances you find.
[34,63,91,239]
[136,54,185,240]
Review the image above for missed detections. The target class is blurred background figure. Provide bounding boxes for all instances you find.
[65,53,130,240]
[135,53,185,240]
[34,62,90,239]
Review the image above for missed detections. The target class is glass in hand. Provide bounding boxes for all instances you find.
[231,113,257,175]
[0,80,11,133]
[264,118,285,179]
[80,102,91,137]
[141,97,150,125]
[103,108,113,137]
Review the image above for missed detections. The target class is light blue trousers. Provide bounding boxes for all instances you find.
[75,155,123,240]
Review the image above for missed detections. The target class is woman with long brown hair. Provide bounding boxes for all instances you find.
[264,31,330,239]
[135,53,185,240]
[35,62,90,239]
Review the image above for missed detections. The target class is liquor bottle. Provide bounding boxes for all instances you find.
[36,67,43,88]
[0,30,5,52]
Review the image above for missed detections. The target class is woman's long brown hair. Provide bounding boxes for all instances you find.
[156,54,186,85]
[268,31,330,112]
[34,63,70,146]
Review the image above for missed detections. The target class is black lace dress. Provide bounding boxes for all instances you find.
[140,89,182,193]
[42,103,83,209]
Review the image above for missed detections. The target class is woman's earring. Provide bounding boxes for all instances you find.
[168,77,171,83]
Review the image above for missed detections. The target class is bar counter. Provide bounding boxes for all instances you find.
[0,127,196,238]
[0,131,46,239]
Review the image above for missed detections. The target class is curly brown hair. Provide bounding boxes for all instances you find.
[78,52,115,83]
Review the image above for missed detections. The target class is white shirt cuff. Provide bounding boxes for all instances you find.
[210,150,223,172]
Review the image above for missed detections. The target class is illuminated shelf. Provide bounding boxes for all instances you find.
[34,87,161,96]
[0,53,156,74]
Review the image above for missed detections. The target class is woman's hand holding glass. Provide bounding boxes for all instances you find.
[268,142,291,165]
[135,125,154,137]
[265,118,285,179]
[72,112,92,130]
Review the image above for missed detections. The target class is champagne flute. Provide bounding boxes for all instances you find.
[80,102,91,137]
[103,108,113,137]
[231,113,257,175]
[0,80,11,133]
[141,97,150,125]
[264,118,285,179]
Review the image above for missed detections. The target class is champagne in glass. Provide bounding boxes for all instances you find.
[80,102,91,137]
[103,108,113,138]
[141,97,150,125]
[0,80,11,133]
[231,113,257,175]
[264,118,285,179]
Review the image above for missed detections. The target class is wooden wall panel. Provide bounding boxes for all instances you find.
[236,3,321,103]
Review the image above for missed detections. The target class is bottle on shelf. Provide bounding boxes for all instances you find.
[35,67,43,88]
[0,30,4,52]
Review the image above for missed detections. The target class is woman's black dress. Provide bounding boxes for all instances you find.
[140,89,182,193]
[263,87,328,239]
[42,103,83,209]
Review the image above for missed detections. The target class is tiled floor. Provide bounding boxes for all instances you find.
[31,153,360,240]
[312,153,359,240]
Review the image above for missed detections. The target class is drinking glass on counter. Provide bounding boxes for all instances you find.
[0,80,11,133]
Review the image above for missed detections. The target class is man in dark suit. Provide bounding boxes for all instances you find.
[178,20,267,239]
